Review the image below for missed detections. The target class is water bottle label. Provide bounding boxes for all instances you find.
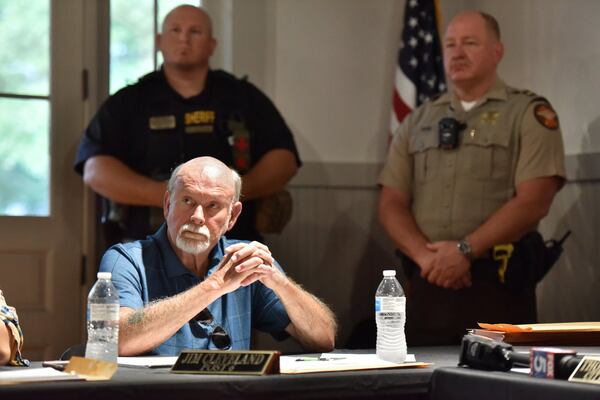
[89,304,119,321]
[375,296,405,313]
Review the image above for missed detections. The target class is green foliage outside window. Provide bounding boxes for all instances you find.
[110,0,200,94]
[0,0,201,215]
[0,0,50,216]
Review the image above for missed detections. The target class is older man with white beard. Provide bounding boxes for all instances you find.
[98,156,336,356]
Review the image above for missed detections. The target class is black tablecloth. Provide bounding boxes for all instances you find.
[430,345,600,400]
[0,346,460,400]
[430,366,600,400]
[6,345,600,399]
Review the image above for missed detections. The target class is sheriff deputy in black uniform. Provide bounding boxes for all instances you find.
[74,5,300,245]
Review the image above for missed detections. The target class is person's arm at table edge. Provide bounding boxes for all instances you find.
[118,280,226,356]
[273,277,337,353]
[0,323,12,365]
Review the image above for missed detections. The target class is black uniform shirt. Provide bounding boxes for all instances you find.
[74,68,301,241]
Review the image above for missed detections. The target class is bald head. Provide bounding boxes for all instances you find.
[168,157,242,203]
[158,5,217,72]
[162,5,213,37]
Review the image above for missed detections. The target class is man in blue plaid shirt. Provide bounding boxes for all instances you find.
[100,157,336,356]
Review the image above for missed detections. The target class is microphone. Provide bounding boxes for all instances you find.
[459,334,528,371]
[459,335,583,379]
[530,347,582,379]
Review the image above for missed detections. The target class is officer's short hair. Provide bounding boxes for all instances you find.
[478,11,501,40]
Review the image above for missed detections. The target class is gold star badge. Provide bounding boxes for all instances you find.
[480,111,500,125]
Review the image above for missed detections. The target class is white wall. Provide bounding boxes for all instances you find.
[227,0,600,160]
[274,0,408,164]
[228,0,404,164]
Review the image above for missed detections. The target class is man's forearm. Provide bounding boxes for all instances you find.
[466,199,547,258]
[119,280,223,356]
[0,324,12,365]
[83,155,166,207]
[274,278,336,352]
[240,149,298,200]
[465,177,560,258]
[378,186,431,266]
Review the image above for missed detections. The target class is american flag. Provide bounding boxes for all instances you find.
[390,0,446,135]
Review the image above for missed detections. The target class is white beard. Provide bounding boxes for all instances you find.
[175,223,211,255]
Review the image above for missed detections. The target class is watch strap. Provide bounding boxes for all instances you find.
[457,239,474,261]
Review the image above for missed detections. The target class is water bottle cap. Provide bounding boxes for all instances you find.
[382,270,396,276]
[97,272,112,280]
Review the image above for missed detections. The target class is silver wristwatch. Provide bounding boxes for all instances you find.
[457,239,474,261]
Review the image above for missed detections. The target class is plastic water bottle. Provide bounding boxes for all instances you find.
[375,269,407,363]
[85,272,119,363]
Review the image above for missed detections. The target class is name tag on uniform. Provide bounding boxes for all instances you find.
[149,115,176,130]
[184,110,215,134]
[185,125,214,134]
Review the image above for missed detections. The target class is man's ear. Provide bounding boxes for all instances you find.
[493,41,504,64]
[163,191,171,219]
[209,37,217,57]
[227,201,242,231]
[155,33,162,52]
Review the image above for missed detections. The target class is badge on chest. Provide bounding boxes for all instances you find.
[185,110,216,134]
[149,115,176,130]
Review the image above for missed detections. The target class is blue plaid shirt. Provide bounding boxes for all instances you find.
[99,224,291,355]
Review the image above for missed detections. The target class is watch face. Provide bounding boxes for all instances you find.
[458,240,471,255]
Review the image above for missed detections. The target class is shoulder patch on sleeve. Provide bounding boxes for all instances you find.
[510,88,537,97]
[533,103,560,130]
[522,89,537,97]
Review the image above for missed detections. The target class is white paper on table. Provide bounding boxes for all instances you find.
[317,353,416,364]
[0,367,81,384]
[280,353,425,374]
[117,356,179,368]
[511,367,531,374]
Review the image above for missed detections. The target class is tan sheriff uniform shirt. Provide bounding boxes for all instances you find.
[379,79,566,242]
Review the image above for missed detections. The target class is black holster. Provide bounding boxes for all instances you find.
[502,230,570,291]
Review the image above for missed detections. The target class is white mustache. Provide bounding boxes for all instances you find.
[180,223,210,236]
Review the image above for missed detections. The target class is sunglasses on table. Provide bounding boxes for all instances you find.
[192,308,232,350]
